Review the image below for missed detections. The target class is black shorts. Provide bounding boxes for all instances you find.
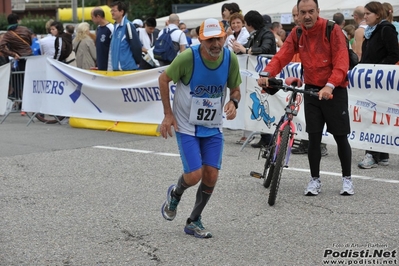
[304,85,350,135]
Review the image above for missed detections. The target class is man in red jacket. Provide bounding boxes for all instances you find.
[257,0,354,196]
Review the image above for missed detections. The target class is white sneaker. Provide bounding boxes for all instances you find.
[358,153,377,169]
[304,178,321,196]
[340,178,354,195]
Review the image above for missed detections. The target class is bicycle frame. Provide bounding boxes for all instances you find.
[271,91,300,168]
[251,76,330,206]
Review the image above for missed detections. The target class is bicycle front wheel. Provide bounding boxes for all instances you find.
[263,121,282,188]
[263,145,275,188]
[268,124,290,206]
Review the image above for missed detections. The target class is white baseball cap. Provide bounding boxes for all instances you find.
[132,19,143,27]
[199,18,226,40]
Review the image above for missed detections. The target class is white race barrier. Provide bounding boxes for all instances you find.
[10,54,399,154]
[22,56,166,124]
[0,63,11,115]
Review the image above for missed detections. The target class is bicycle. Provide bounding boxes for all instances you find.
[250,76,332,206]
[33,113,66,124]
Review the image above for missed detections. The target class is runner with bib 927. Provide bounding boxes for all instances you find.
[158,18,242,238]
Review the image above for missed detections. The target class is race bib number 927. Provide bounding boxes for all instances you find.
[189,97,223,127]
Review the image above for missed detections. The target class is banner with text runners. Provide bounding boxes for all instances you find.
[18,55,399,154]
[22,56,167,124]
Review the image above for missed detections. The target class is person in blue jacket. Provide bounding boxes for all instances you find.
[109,1,138,71]
[29,30,41,55]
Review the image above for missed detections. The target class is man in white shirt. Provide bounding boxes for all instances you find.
[156,13,187,66]
[39,19,56,57]
[137,17,158,69]
[137,17,157,52]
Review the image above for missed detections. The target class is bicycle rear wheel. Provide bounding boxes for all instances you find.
[35,113,66,124]
[268,124,290,206]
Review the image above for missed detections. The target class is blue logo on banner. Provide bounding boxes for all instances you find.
[249,90,275,128]
[255,56,267,73]
[51,65,102,113]
[355,99,377,110]
[365,99,377,109]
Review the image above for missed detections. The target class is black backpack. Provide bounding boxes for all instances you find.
[153,28,180,63]
[296,20,358,70]
[125,22,143,64]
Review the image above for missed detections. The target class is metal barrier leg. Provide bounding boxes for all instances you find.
[53,116,62,124]
[1,65,25,124]
[0,99,22,124]
[240,131,260,151]
[26,112,37,126]
[0,110,11,124]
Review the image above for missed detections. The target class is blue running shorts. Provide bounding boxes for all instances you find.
[175,132,224,173]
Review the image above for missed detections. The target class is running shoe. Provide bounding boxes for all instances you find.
[340,178,355,195]
[161,185,180,221]
[358,153,377,169]
[184,216,212,238]
[304,178,321,196]
[320,145,328,157]
[292,143,308,154]
[378,159,389,166]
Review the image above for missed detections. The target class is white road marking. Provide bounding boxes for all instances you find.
[93,145,398,184]
[93,145,180,157]
[287,167,399,184]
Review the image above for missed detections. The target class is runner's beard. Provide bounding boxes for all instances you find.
[205,45,222,58]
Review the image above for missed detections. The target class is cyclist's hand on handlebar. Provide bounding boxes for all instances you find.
[257,77,269,88]
[318,86,334,100]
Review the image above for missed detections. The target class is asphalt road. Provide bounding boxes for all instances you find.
[1,113,398,266]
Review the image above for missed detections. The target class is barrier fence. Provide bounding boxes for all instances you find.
[1,55,398,154]
[1,61,25,124]
[0,57,56,125]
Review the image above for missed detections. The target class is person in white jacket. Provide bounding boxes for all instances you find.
[225,13,249,52]
[39,19,56,57]
[224,12,251,144]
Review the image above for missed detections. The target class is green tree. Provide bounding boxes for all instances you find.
[72,0,225,20]
[0,14,48,34]
[151,0,224,18]
[0,14,7,31]
[108,0,225,20]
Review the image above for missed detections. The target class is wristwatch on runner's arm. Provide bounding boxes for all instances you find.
[230,98,239,109]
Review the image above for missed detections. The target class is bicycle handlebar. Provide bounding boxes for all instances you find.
[259,77,333,100]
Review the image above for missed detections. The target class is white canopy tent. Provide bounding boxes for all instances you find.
[156,0,399,29]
